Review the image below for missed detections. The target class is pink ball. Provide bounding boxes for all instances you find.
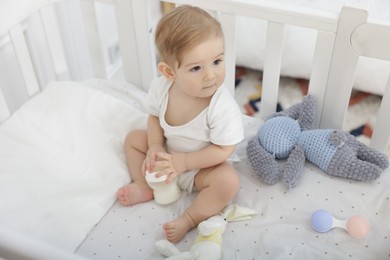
[346,216,370,239]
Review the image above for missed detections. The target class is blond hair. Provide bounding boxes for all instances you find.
[155,5,223,68]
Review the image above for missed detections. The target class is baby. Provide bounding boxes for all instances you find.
[117,4,244,243]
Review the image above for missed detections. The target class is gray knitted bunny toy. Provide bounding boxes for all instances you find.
[246,95,389,189]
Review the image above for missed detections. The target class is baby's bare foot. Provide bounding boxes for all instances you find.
[116,181,153,206]
[163,213,196,243]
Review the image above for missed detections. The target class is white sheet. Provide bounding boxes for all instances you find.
[0,80,148,252]
[235,0,390,95]
[76,116,390,260]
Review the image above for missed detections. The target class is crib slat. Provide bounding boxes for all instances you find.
[115,0,141,87]
[80,0,107,78]
[351,23,390,61]
[40,5,70,80]
[308,31,336,128]
[218,12,236,95]
[260,21,285,119]
[131,0,158,89]
[115,0,157,90]
[370,76,390,152]
[348,13,390,152]
[0,88,10,123]
[319,6,368,129]
[9,25,40,97]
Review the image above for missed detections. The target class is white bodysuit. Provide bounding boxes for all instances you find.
[147,76,244,192]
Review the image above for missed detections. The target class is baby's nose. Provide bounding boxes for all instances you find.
[204,68,216,81]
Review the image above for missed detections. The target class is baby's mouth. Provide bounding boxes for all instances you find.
[203,84,216,89]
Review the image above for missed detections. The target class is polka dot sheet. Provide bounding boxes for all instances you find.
[76,117,390,260]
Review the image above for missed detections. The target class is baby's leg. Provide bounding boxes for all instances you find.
[117,129,153,206]
[163,162,239,243]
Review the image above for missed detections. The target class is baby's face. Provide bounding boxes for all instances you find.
[172,36,225,99]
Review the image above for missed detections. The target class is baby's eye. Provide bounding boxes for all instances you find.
[213,59,223,66]
[190,66,201,72]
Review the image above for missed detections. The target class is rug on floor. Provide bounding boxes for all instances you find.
[234,66,389,155]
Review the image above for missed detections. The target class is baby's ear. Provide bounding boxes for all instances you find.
[158,62,175,81]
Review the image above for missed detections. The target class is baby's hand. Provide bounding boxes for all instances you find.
[154,152,186,183]
[142,144,166,175]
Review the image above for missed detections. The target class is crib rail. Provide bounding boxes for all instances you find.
[0,0,160,123]
[0,0,350,124]
[52,0,344,120]
[1,1,68,122]
[323,4,390,153]
[80,0,157,90]
[79,0,340,123]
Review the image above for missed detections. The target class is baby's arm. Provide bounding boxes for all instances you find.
[183,144,235,170]
[143,115,166,174]
[155,144,236,183]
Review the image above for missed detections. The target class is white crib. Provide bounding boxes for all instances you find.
[0,0,390,259]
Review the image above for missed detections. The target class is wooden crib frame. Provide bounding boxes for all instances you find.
[1,0,390,258]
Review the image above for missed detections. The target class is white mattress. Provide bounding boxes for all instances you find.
[0,80,389,259]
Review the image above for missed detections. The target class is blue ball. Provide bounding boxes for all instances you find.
[311,209,333,232]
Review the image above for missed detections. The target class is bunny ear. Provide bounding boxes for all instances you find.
[221,204,258,222]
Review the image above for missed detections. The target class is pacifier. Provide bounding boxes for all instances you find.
[145,168,181,205]
[310,209,370,239]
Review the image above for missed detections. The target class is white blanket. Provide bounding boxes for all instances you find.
[0,80,148,251]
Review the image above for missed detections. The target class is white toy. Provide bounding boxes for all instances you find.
[155,204,258,260]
